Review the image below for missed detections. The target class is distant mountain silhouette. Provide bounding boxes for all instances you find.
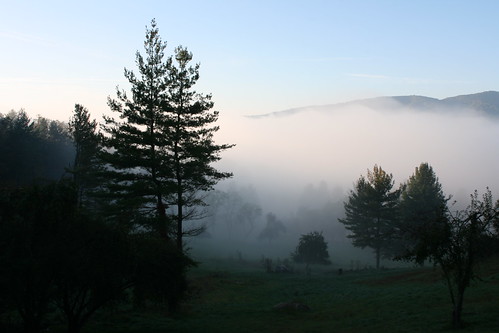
[248,91,499,119]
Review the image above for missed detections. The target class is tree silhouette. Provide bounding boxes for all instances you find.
[165,45,234,250]
[396,162,449,263]
[258,213,286,243]
[0,110,73,186]
[68,104,101,208]
[292,231,331,268]
[101,20,233,250]
[339,165,399,269]
[434,189,499,329]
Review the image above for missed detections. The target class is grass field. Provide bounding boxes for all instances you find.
[82,257,499,333]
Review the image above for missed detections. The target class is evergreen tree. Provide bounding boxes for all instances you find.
[101,19,173,236]
[0,110,74,186]
[339,165,399,269]
[396,162,449,263]
[166,46,234,250]
[68,104,100,208]
[101,20,233,249]
[292,231,331,268]
[0,110,36,185]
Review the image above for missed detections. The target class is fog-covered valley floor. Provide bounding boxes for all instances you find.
[187,95,499,266]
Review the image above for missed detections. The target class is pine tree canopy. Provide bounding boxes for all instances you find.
[339,165,399,268]
[100,20,234,250]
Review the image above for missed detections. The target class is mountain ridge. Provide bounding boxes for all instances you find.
[248,91,499,119]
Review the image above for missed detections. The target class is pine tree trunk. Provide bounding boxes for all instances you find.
[176,184,183,252]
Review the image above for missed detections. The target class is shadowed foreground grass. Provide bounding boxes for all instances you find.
[81,257,499,333]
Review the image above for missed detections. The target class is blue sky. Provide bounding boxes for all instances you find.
[1,0,498,122]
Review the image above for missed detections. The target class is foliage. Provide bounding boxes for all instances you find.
[0,180,193,333]
[67,103,101,208]
[433,189,499,329]
[338,165,399,268]
[0,182,73,332]
[258,213,286,243]
[163,44,234,250]
[100,19,173,237]
[396,162,450,263]
[54,214,134,333]
[292,231,331,266]
[131,233,194,312]
[340,164,499,329]
[0,110,74,186]
[0,182,130,332]
[101,20,233,249]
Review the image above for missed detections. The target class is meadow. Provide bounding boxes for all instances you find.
[83,257,499,333]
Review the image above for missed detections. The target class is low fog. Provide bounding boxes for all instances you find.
[188,97,499,267]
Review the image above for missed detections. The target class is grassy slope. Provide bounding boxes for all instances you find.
[85,258,499,333]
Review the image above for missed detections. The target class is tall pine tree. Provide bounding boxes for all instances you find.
[101,20,233,249]
[166,45,234,250]
[101,19,175,237]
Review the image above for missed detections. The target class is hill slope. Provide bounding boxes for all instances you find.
[249,91,499,119]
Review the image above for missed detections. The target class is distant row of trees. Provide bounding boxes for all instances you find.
[0,19,232,332]
[339,163,499,328]
[0,110,74,186]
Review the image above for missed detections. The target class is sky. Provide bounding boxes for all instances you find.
[1,0,499,122]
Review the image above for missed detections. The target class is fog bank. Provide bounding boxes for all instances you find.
[219,101,499,207]
[188,99,499,266]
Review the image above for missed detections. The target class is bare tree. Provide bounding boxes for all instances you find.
[434,189,499,329]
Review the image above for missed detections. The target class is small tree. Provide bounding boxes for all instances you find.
[434,189,499,329]
[292,231,331,269]
[339,165,399,268]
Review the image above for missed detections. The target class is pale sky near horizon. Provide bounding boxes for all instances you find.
[1,0,499,122]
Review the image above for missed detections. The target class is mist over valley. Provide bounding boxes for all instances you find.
[189,91,499,266]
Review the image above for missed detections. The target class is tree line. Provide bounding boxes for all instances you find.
[339,163,499,328]
[0,19,233,333]
[0,110,74,186]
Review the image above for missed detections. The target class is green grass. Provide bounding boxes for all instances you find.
[81,258,499,333]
